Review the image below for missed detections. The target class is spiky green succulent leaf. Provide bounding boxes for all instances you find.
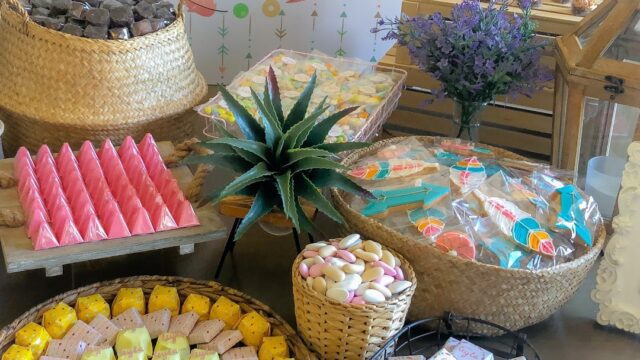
[251,88,281,148]
[234,184,280,240]
[285,148,335,166]
[295,198,317,235]
[206,138,270,163]
[290,156,346,174]
[267,67,285,124]
[217,85,265,142]
[283,72,317,131]
[304,106,359,146]
[275,171,299,229]
[308,169,375,199]
[277,105,329,156]
[295,174,344,223]
[213,163,274,205]
[211,120,238,139]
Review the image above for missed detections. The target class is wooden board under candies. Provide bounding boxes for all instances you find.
[0,142,227,277]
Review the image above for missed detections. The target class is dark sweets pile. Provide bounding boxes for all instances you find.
[17,0,176,39]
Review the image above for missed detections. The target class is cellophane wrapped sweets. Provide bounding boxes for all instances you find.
[15,322,51,358]
[112,288,146,317]
[75,294,110,323]
[2,344,34,360]
[115,327,153,358]
[80,346,116,360]
[237,311,270,347]
[148,285,180,316]
[258,336,289,360]
[42,302,78,339]
[209,296,241,330]
[181,294,211,321]
[346,138,603,271]
[190,349,220,360]
[154,333,190,360]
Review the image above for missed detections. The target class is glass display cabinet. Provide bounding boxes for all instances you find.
[554,0,640,216]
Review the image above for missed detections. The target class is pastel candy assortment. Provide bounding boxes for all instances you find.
[14,134,199,251]
[298,234,413,305]
[198,50,404,144]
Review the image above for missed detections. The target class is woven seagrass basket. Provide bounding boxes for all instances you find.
[292,240,417,359]
[331,136,605,335]
[0,276,316,359]
[0,0,207,156]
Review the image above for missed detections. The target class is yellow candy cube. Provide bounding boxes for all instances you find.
[209,296,240,330]
[237,311,270,347]
[148,285,180,317]
[42,302,77,339]
[15,322,51,358]
[2,344,34,360]
[115,327,153,358]
[181,294,211,321]
[258,336,288,360]
[81,346,116,360]
[154,333,190,360]
[112,288,146,317]
[75,294,111,323]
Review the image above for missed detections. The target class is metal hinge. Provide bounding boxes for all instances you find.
[604,75,624,100]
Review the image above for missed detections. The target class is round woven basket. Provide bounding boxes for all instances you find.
[331,136,605,335]
[0,0,207,156]
[0,276,315,359]
[292,240,417,359]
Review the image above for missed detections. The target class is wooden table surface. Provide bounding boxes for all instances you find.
[0,142,227,276]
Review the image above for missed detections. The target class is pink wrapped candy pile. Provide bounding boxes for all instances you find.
[15,134,199,251]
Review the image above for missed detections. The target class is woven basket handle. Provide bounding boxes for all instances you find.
[164,138,213,204]
[1,0,30,21]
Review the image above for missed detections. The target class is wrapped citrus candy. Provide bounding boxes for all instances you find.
[259,336,288,360]
[154,333,189,360]
[75,294,111,323]
[181,294,211,321]
[112,288,145,317]
[2,344,34,360]
[152,350,181,360]
[209,296,240,330]
[115,327,153,358]
[148,285,180,316]
[42,302,78,339]
[15,322,51,358]
[80,346,116,360]
[189,349,219,360]
[237,311,270,347]
[115,348,146,360]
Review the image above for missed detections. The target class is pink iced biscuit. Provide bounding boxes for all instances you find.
[33,222,59,250]
[372,261,397,276]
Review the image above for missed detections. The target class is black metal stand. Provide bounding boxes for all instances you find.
[214,218,315,279]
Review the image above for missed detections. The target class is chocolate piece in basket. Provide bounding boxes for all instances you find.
[109,27,131,40]
[67,1,88,20]
[100,0,122,10]
[155,7,175,22]
[149,18,167,32]
[49,0,71,16]
[84,25,108,39]
[31,7,50,16]
[110,5,134,27]
[133,1,154,19]
[84,8,109,26]
[42,16,65,30]
[131,19,152,36]
[32,0,51,9]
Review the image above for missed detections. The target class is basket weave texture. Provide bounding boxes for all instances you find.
[0,276,315,359]
[0,0,207,155]
[331,136,605,334]
[292,241,417,359]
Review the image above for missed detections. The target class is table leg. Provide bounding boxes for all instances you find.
[292,228,302,253]
[215,218,240,279]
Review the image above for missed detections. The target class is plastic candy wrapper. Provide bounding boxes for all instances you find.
[197,49,405,144]
[181,294,211,321]
[15,322,51,358]
[115,348,146,360]
[80,346,116,360]
[2,344,34,360]
[115,327,152,358]
[154,333,190,360]
[258,336,289,360]
[237,311,270,347]
[75,294,110,323]
[42,302,78,339]
[148,285,180,316]
[112,288,145,317]
[343,138,602,271]
[190,349,220,360]
[210,296,241,330]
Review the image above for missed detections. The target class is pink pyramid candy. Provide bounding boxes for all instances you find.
[19,180,40,205]
[146,158,166,183]
[36,145,55,168]
[71,195,95,219]
[27,209,48,239]
[56,219,84,246]
[117,136,138,158]
[25,195,49,223]
[99,138,119,162]
[163,186,185,214]
[78,214,107,242]
[16,147,34,167]
[56,143,77,166]
[174,200,199,227]
[156,170,177,194]
[33,222,59,250]
[139,133,157,151]
[95,189,116,216]
[15,161,36,185]
[126,206,154,235]
[100,205,131,239]
[78,141,97,162]
[62,173,84,196]
[149,203,177,231]
[52,204,73,233]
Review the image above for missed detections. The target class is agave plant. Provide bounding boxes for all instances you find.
[186,67,373,241]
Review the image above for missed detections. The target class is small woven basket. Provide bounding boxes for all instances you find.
[292,241,417,359]
[331,136,605,335]
[0,0,207,156]
[0,276,315,359]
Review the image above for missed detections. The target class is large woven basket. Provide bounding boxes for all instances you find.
[0,0,208,156]
[331,136,605,335]
[0,276,315,358]
[292,241,417,359]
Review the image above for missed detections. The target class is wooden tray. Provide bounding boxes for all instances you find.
[0,142,227,276]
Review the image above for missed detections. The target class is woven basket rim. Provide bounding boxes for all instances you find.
[1,0,185,45]
[331,135,606,276]
[292,240,417,309]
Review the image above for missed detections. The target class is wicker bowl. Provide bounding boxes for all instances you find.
[292,240,417,359]
[0,0,207,155]
[0,276,315,359]
[331,136,605,334]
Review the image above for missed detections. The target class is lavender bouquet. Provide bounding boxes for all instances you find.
[375,0,552,139]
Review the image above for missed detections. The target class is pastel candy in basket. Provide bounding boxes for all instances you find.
[449,157,486,193]
[348,159,438,180]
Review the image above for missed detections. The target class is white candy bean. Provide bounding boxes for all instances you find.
[302,258,316,267]
[355,283,370,296]
[305,242,328,251]
[326,287,350,303]
[381,250,396,268]
[388,280,412,294]
[362,289,386,304]
[326,257,348,268]
[319,245,338,258]
[369,282,392,299]
[322,265,346,282]
[306,276,314,287]
[312,277,327,295]
[339,234,361,249]
[353,249,380,262]
[364,240,383,258]
[348,242,364,252]
[312,255,325,265]
[362,267,384,282]
[340,274,362,291]
[343,260,365,274]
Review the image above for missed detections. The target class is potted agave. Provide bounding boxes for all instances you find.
[186,68,373,240]
[375,0,552,141]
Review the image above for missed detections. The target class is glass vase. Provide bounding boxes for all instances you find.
[449,100,487,142]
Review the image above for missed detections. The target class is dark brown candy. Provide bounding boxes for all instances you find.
[30,15,49,25]
[18,0,33,14]
[61,23,84,36]
[116,0,135,6]
[84,24,108,39]
[143,0,161,4]
[130,18,152,37]
[68,18,86,26]
[85,8,110,26]
[110,5,134,26]
[152,0,174,14]
[68,1,89,20]
[42,16,65,30]
[50,0,71,16]
[100,0,122,10]
[84,0,101,7]
[31,7,51,16]
[154,8,174,22]
[109,27,131,39]
[32,0,52,9]
[149,18,167,32]
[134,1,154,20]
